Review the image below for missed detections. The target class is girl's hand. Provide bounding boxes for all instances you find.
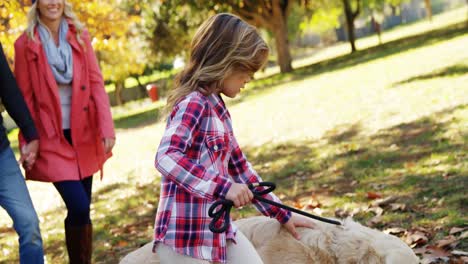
[102,138,115,153]
[282,213,316,240]
[225,183,254,208]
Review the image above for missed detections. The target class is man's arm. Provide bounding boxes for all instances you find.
[0,43,38,142]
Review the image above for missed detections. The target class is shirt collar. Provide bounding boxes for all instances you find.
[206,93,229,119]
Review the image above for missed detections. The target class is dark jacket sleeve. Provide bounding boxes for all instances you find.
[0,43,38,142]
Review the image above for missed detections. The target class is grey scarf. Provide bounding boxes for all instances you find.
[38,19,73,84]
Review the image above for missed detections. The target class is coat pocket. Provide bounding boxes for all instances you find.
[39,109,57,138]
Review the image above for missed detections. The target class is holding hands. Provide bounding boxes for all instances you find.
[19,139,39,171]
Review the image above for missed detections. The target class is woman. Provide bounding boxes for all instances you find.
[14,0,115,263]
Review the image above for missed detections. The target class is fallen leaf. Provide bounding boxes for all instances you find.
[417,245,451,264]
[405,231,429,247]
[367,215,383,226]
[371,196,398,207]
[459,231,468,239]
[435,235,458,248]
[366,206,384,216]
[117,240,128,247]
[449,227,467,235]
[451,250,468,256]
[384,227,407,236]
[389,203,407,211]
[366,192,382,200]
[334,208,349,218]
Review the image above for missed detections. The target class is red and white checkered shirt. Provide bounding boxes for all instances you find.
[153,91,291,263]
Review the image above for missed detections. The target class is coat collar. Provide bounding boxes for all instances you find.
[26,18,83,55]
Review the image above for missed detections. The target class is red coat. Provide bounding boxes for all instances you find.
[14,21,115,182]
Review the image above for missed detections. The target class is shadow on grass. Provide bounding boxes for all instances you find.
[232,22,468,104]
[391,63,468,87]
[113,106,164,129]
[242,104,467,228]
[5,104,465,263]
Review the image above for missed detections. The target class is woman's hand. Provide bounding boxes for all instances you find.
[102,138,115,153]
[225,183,254,208]
[282,213,316,240]
[19,139,39,171]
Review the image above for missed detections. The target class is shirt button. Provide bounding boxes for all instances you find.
[81,85,86,91]
[213,145,218,151]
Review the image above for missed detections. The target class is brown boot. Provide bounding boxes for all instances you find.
[65,223,93,264]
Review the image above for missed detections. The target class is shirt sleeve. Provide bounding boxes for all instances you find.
[0,43,38,142]
[155,95,232,201]
[228,137,291,224]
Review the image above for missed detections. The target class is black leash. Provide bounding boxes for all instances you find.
[208,182,341,233]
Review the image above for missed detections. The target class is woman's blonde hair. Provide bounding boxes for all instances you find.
[26,0,84,44]
[166,13,269,112]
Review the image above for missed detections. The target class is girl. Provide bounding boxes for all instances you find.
[153,13,315,264]
[14,0,115,263]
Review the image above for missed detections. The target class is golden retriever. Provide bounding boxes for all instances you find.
[120,216,419,264]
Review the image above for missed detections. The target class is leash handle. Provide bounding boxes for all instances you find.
[208,199,233,233]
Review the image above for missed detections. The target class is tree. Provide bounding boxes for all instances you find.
[424,0,432,22]
[0,0,147,105]
[214,0,296,73]
[136,0,306,73]
[0,0,29,66]
[69,0,146,105]
[341,0,361,52]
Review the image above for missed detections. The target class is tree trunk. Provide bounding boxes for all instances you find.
[115,81,125,105]
[424,0,432,22]
[342,0,360,53]
[133,75,147,98]
[371,14,382,45]
[270,18,293,73]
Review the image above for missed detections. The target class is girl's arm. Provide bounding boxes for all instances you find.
[228,138,291,224]
[155,95,232,201]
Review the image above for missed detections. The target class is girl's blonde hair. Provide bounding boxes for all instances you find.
[26,0,84,44]
[166,13,269,112]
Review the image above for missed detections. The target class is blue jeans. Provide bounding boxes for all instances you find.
[0,147,44,264]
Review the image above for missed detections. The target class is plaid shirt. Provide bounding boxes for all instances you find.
[153,91,291,263]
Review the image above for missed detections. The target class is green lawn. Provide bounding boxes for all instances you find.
[1,10,467,264]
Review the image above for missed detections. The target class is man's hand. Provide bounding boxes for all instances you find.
[225,183,254,208]
[102,138,115,153]
[282,213,316,240]
[19,139,39,171]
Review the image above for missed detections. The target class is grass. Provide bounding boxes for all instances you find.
[1,8,467,263]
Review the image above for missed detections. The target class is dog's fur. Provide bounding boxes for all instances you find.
[236,216,418,264]
[120,216,419,264]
